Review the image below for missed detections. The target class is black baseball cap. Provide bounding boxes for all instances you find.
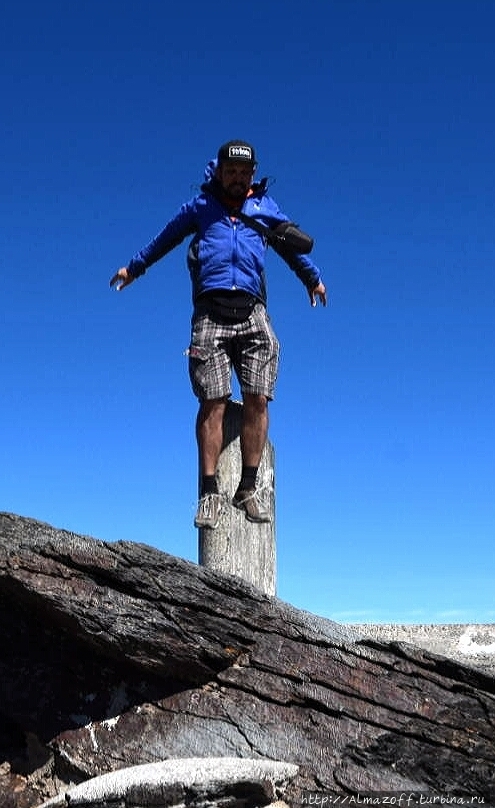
[217,140,256,165]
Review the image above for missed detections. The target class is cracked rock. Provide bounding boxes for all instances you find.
[1,513,495,806]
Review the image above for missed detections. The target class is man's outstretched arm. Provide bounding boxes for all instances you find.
[110,200,198,292]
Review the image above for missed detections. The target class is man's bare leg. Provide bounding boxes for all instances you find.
[196,397,228,478]
[240,393,269,468]
[194,397,228,529]
[233,392,271,522]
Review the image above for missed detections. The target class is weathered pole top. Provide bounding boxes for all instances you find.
[198,400,276,596]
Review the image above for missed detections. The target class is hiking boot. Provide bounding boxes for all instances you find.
[232,488,271,523]
[194,493,224,529]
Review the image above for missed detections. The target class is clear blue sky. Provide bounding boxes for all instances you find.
[2,1,494,624]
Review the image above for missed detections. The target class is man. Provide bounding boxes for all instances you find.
[110,139,326,530]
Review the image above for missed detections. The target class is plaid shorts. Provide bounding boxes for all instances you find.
[188,303,280,401]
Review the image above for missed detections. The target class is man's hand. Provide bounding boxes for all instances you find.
[110,267,134,291]
[309,281,327,307]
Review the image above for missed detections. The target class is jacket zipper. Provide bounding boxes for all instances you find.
[231,217,239,290]
[232,198,251,289]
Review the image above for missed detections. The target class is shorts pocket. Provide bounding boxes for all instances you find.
[187,344,210,362]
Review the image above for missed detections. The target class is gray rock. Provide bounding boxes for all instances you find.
[39,757,298,807]
[1,512,495,806]
[350,623,495,674]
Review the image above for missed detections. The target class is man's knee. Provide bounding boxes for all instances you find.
[243,392,269,415]
[198,397,228,422]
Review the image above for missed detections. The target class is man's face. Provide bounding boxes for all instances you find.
[217,160,255,201]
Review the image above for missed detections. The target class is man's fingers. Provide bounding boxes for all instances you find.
[110,268,132,291]
[309,285,327,307]
[310,283,327,307]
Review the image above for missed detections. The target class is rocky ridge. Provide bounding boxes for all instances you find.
[352,623,495,675]
[1,512,495,806]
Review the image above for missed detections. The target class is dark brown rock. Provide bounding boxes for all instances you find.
[1,512,495,806]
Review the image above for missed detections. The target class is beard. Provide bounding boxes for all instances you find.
[222,180,249,201]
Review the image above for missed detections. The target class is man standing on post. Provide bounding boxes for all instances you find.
[111,140,326,530]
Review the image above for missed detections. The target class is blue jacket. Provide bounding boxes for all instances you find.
[127,161,322,305]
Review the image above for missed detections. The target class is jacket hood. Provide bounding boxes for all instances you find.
[203,158,218,184]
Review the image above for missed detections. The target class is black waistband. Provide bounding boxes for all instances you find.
[198,290,255,308]
[195,290,259,324]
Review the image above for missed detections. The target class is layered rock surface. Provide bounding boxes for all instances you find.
[351,623,495,674]
[1,512,495,806]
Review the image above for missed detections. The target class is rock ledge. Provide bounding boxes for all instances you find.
[39,757,298,808]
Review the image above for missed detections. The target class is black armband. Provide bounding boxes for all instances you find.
[271,222,314,254]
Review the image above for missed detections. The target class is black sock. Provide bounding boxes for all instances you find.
[238,465,258,491]
[201,475,218,496]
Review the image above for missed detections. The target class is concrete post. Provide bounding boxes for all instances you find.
[198,400,276,596]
